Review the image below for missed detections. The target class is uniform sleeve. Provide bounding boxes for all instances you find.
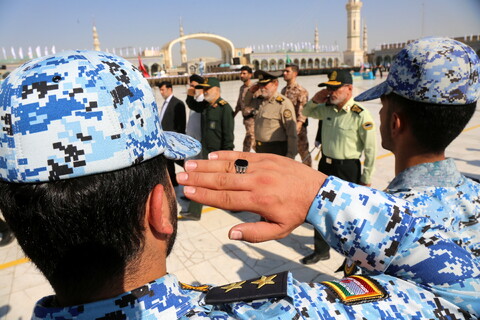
[186,95,208,113]
[359,110,376,184]
[221,104,235,150]
[282,100,298,158]
[306,176,480,281]
[242,90,256,118]
[295,88,309,124]
[235,86,243,113]
[302,100,324,119]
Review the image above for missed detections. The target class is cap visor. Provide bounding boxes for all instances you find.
[194,84,211,89]
[354,81,392,102]
[162,131,202,160]
[318,80,342,87]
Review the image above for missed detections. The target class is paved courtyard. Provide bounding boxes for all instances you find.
[1,73,479,319]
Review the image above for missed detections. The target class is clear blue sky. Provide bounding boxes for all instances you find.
[1,0,479,64]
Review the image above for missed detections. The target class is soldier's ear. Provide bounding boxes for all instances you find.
[147,184,174,236]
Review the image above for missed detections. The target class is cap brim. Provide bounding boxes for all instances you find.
[354,81,393,102]
[162,131,202,160]
[318,80,343,87]
[194,84,211,89]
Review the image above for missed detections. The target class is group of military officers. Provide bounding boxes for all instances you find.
[181,65,377,229]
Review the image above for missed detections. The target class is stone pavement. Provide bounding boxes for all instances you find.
[0,74,479,319]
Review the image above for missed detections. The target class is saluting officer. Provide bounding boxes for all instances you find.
[183,77,234,220]
[189,77,235,158]
[301,70,377,265]
[244,70,297,158]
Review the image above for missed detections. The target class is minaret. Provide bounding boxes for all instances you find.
[363,21,368,52]
[179,18,188,64]
[344,0,364,67]
[93,24,101,51]
[314,25,320,52]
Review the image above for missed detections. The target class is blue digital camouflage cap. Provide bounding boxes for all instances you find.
[0,50,201,183]
[355,37,480,104]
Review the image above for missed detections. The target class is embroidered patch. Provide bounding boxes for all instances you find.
[362,122,374,130]
[283,109,292,119]
[351,104,364,114]
[179,282,211,292]
[218,99,227,106]
[321,275,388,305]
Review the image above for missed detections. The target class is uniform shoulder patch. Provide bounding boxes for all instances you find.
[179,282,211,292]
[205,272,288,304]
[321,275,388,305]
[362,122,374,130]
[283,109,293,119]
[218,99,227,106]
[351,104,364,114]
[275,96,285,103]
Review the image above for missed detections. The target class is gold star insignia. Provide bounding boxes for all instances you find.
[221,281,246,293]
[251,274,277,289]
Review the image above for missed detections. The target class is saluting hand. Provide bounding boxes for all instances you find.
[176,151,327,243]
[312,89,330,104]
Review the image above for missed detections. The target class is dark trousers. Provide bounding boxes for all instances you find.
[313,155,361,254]
[255,140,288,156]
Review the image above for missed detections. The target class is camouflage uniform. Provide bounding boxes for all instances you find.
[235,83,254,152]
[244,90,298,158]
[32,176,480,318]
[281,82,310,166]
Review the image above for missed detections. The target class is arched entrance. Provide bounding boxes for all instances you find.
[162,33,235,69]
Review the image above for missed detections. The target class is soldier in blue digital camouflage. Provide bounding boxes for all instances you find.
[340,36,480,275]
[0,50,478,319]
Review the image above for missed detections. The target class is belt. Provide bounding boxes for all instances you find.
[322,155,359,165]
[256,140,286,146]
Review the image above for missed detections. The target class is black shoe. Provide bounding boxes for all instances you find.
[300,252,330,265]
[180,211,201,221]
[0,229,14,247]
[0,219,14,247]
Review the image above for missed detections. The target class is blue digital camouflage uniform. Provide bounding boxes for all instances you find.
[32,176,480,319]
[385,158,480,264]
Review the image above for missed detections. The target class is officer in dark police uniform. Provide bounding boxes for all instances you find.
[244,70,297,158]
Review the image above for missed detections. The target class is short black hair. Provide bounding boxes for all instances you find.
[386,93,477,153]
[0,155,176,300]
[189,74,204,83]
[285,64,299,73]
[157,81,173,89]
[240,66,253,73]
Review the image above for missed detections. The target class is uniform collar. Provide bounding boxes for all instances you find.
[386,158,463,191]
[328,97,355,112]
[32,274,194,319]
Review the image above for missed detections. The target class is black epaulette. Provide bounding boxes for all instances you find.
[275,96,285,103]
[218,99,227,106]
[351,104,364,114]
[205,271,288,304]
[179,282,211,293]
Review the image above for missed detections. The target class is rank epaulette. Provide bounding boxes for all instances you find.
[351,104,364,114]
[218,99,227,106]
[205,271,288,304]
[275,96,285,103]
[179,282,211,292]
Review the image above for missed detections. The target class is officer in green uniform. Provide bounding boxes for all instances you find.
[301,70,377,264]
[182,77,235,220]
[244,70,298,158]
